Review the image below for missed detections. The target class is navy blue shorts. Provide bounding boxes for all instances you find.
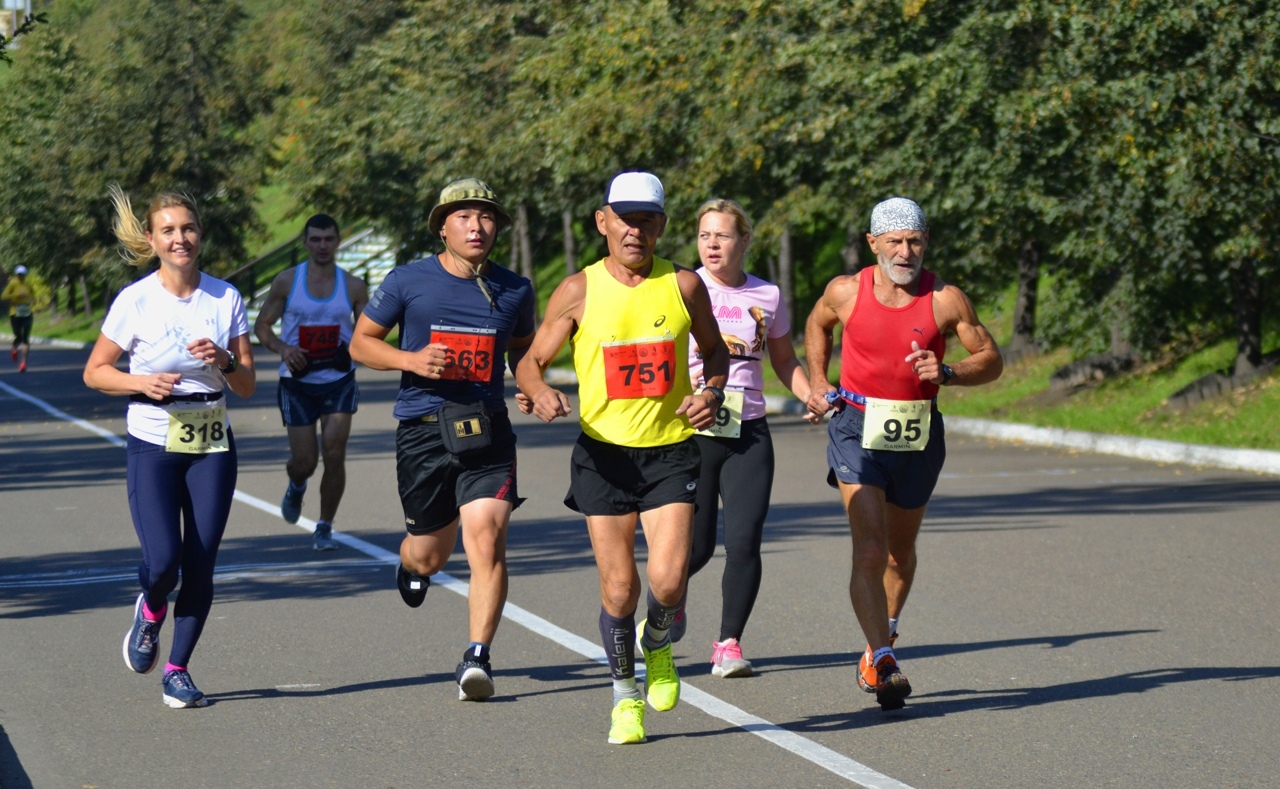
[277,372,359,427]
[395,409,523,535]
[565,434,701,516]
[825,405,946,510]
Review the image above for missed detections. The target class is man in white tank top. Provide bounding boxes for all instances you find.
[254,214,370,549]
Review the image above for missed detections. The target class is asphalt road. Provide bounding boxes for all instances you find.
[2,347,1278,789]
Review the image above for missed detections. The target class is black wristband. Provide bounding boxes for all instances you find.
[702,386,726,406]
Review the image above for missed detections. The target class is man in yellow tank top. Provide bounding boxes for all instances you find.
[517,171,729,745]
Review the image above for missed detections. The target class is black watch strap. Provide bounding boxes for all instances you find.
[940,364,954,385]
[220,350,238,375]
[703,386,726,406]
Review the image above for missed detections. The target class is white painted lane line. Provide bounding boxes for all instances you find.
[10,382,918,789]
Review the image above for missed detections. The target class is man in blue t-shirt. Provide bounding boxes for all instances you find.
[350,179,536,702]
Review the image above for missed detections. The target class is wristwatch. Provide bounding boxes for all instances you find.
[702,386,726,406]
[220,350,238,375]
[939,364,954,386]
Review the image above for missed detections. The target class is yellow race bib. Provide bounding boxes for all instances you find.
[861,398,931,452]
[695,389,744,439]
[165,404,230,454]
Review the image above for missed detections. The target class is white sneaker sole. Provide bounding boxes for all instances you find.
[457,668,494,701]
[712,659,754,678]
[163,693,208,709]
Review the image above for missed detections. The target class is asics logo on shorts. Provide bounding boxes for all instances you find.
[685,482,697,491]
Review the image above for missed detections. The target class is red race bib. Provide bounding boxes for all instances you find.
[602,337,676,399]
[431,326,498,383]
[298,324,340,358]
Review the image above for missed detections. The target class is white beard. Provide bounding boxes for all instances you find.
[878,255,923,286]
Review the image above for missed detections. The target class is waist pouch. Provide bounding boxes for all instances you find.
[438,401,491,455]
[300,343,353,375]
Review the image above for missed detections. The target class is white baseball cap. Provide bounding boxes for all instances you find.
[604,171,665,215]
[14,266,27,275]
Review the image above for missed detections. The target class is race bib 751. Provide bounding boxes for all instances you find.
[602,336,676,400]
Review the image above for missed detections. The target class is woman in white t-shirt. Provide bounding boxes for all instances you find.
[84,186,255,708]
[682,198,816,677]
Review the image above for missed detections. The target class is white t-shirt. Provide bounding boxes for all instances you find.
[101,271,249,445]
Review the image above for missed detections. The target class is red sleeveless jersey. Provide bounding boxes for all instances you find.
[839,266,945,407]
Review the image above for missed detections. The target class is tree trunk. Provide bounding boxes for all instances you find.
[1009,238,1041,354]
[841,223,862,275]
[562,209,576,275]
[79,275,92,316]
[1232,257,1263,374]
[778,225,795,328]
[517,204,534,282]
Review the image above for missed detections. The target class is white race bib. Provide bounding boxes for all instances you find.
[165,404,230,454]
[861,398,931,451]
[695,389,744,439]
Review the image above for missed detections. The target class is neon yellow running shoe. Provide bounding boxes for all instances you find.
[607,698,647,744]
[636,618,681,711]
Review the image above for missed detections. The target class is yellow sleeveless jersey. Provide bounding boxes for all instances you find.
[572,257,694,447]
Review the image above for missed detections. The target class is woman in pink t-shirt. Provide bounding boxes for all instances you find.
[681,198,816,677]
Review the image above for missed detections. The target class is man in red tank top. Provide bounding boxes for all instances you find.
[804,197,1004,711]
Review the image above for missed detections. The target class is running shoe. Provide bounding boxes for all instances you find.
[280,482,306,524]
[312,521,338,552]
[122,593,163,674]
[669,600,687,644]
[161,668,208,708]
[636,619,680,711]
[456,655,495,701]
[9,348,15,361]
[17,361,25,373]
[710,638,754,678]
[860,653,912,711]
[607,698,647,744]
[396,563,429,608]
[857,633,901,693]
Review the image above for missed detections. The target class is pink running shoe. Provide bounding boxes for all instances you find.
[710,638,754,678]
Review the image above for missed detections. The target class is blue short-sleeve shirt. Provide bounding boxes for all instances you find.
[362,255,535,420]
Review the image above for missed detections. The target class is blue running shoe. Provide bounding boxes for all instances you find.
[281,482,306,524]
[313,521,338,551]
[456,650,495,701]
[122,593,163,674]
[162,669,207,708]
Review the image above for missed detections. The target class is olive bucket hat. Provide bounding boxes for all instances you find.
[427,178,512,235]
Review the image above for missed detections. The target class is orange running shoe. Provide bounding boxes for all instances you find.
[873,654,911,710]
[856,632,899,693]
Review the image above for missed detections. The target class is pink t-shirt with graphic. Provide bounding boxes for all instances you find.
[688,267,791,421]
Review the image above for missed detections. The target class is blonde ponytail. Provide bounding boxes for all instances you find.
[109,184,153,268]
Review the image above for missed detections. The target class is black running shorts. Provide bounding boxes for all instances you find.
[825,404,946,510]
[565,433,701,516]
[277,371,359,427]
[395,409,522,535]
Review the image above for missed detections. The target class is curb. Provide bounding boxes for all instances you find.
[16,343,1278,477]
[945,417,1280,477]
[525,368,1280,476]
[1,332,91,350]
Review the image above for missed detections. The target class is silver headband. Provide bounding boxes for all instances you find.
[870,198,927,235]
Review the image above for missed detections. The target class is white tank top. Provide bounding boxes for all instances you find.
[278,262,355,384]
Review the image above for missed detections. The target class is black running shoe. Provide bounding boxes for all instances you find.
[396,563,429,608]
